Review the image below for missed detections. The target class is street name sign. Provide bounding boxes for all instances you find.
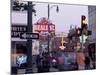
[20,33,39,39]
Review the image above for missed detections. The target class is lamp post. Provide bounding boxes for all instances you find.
[26,2,36,73]
[12,1,36,73]
[47,4,59,54]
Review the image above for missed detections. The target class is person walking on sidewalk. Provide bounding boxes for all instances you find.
[76,49,85,70]
[42,52,50,72]
[36,55,43,73]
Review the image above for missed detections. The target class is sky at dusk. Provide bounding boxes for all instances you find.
[12,2,88,33]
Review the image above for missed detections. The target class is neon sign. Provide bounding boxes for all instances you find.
[33,17,55,32]
[34,24,55,32]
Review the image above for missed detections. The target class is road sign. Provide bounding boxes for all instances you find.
[20,33,39,39]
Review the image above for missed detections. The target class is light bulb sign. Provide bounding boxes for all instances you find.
[59,46,66,50]
[34,24,55,32]
[59,32,66,50]
[33,17,55,32]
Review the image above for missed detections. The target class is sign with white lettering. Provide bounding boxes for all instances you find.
[20,33,39,39]
[11,25,27,37]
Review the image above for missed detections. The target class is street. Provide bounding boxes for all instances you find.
[11,0,96,74]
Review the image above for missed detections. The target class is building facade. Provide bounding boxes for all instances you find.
[88,6,96,44]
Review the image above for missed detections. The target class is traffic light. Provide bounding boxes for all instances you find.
[81,15,87,30]
[76,28,82,36]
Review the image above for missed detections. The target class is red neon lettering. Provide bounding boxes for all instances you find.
[50,25,55,31]
[34,24,55,32]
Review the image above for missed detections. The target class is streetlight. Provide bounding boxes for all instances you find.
[26,1,36,73]
[47,4,59,54]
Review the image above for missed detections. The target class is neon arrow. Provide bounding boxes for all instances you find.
[59,32,66,50]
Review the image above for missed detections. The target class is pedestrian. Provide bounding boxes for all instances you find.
[85,54,91,70]
[76,49,85,70]
[64,54,69,66]
[52,58,57,68]
[58,54,64,71]
[36,55,43,73]
[88,44,96,69]
[42,53,50,72]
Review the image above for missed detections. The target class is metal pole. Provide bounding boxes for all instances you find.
[26,1,33,73]
[48,4,50,53]
[81,30,84,51]
[48,4,50,19]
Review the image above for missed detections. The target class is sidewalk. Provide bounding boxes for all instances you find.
[17,66,59,74]
[50,67,59,72]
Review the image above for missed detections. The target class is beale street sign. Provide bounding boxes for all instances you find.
[33,17,55,32]
[34,24,55,32]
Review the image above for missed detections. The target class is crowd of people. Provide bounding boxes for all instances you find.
[36,52,50,73]
[35,46,95,73]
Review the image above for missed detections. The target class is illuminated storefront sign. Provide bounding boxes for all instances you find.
[33,17,55,32]
[34,24,55,32]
